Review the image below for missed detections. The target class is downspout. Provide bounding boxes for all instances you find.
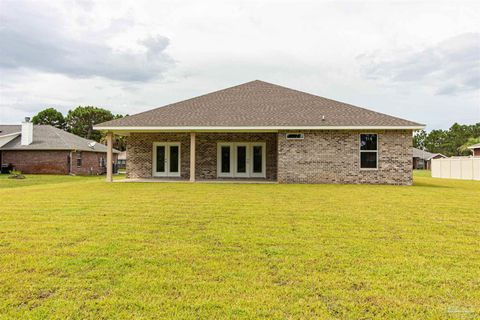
[69,150,74,174]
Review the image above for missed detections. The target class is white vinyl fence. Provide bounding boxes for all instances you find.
[431,157,480,181]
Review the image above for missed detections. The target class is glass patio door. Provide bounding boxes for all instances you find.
[217,142,265,178]
[153,142,181,177]
[250,144,265,178]
[235,144,250,177]
[218,143,233,177]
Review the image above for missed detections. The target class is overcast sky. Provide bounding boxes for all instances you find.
[1,0,479,130]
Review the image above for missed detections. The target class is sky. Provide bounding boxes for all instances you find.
[0,0,479,130]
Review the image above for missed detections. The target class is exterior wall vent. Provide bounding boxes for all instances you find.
[286,133,304,140]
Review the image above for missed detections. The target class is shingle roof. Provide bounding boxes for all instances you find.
[413,147,446,160]
[468,143,480,150]
[0,125,21,136]
[0,125,119,153]
[95,80,424,129]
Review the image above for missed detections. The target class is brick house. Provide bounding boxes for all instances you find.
[95,80,424,185]
[412,147,446,170]
[0,120,119,175]
[468,143,480,157]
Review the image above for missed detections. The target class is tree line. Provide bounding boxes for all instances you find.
[31,107,127,150]
[413,123,480,156]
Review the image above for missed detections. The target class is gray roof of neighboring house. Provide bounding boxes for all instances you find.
[413,147,446,160]
[467,142,480,150]
[95,80,424,129]
[0,125,119,153]
[0,125,21,136]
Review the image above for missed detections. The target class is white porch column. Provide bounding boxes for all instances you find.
[106,132,113,182]
[190,132,196,182]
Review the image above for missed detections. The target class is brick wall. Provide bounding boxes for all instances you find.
[2,150,70,174]
[126,132,277,180]
[277,130,413,185]
[195,133,277,180]
[1,150,115,175]
[474,148,480,157]
[70,151,118,175]
[126,130,412,184]
[126,133,191,179]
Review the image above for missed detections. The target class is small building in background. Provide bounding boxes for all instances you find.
[0,118,119,175]
[413,147,446,170]
[468,143,480,157]
[117,151,126,170]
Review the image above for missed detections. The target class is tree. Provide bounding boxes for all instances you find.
[413,130,427,149]
[65,106,118,142]
[446,123,473,156]
[424,129,448,155]
[100,134,127,151]
[458,137,480,154]
[419,122,480,156]
[32,108,65,129]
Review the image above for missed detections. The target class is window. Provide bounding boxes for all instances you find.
[99,157,105,167]
[360,134,378,169]
[236,146,247,173]
[169,145,179,173]
[286,133,304,140]
[252,145,263,173]
[221,146,231,173]
[76,152,82,167]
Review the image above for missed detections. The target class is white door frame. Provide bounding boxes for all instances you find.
[234,143,250,178]
[216,142,266,178]
[152,142,181,177]
[217,143,234,178]
[250,143,266,178]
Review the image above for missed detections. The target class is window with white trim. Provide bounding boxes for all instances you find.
[76,152,82,167]
[99,156,105,168]
[360,134,378,169]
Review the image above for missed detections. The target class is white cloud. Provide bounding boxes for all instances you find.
[0,0,479,129]
[0,0,173,81]
[358,33,480,95]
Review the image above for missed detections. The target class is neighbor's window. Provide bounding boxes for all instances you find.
[99,156,105,167]
[76,152,82,167]
[286,133,304,140]
[360,134,378,169]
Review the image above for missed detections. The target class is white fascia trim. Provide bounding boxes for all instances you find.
[0,132,21,138]
[93,125,426,132]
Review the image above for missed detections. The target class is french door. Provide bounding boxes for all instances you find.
[153,142,181,177]
[217,142,266,178]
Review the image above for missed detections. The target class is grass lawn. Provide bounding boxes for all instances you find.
[0,172,479,319]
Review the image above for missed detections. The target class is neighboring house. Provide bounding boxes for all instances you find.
[468,143,480,157]
[94,80,425,185]
[412,147,446,170]
[117,151,126,170]
[0,119,119,175]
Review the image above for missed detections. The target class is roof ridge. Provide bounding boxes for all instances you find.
[46,125,72,149]
[95,80,424,128]
[109,80,261,122]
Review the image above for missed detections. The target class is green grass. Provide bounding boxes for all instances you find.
[0,173,478,319]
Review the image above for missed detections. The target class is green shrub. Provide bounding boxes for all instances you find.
[8,170,25,179]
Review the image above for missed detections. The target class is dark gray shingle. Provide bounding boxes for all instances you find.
[96,80,424,128]
[0,125,119,153]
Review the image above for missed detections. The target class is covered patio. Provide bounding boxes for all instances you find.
[104,131,278,183]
